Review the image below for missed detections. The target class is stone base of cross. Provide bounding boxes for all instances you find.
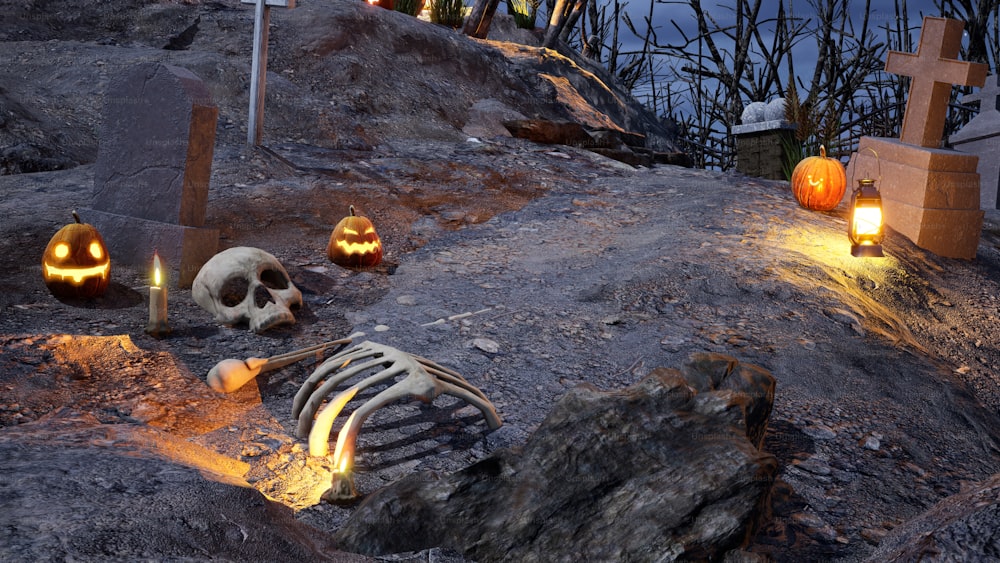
[846,137,984,259]
[844,16,987,260]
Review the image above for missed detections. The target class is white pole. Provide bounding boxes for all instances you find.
[247,0,269,146]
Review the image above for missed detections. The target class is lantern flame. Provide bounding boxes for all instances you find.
[852,207,882,238]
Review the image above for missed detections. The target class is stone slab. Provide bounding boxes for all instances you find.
[847,150,981,209]
[950,134,1000,209]
[849,136,978,173]
[731,120,795,135]
[92,63,218,227]
[948,111,1000,145]
[880,199,983,259]
[79,209,219,288]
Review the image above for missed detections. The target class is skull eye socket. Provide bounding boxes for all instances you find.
[260,269,290,290]
[53,243,70,259]
[89,242,103,259]
[220,277,250,308]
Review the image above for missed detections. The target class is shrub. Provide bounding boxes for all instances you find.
[430,0,465,28]
[395,0,423,17]
[507,0,539,29]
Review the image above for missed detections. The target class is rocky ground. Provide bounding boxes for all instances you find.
[3,0,1000,561]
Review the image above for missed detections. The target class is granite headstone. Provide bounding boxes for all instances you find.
[81,63,220,287]
[950,74,1000,210]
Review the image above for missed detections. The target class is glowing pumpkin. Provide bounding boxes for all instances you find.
[42,211,111,298]
[327,206,383,268]
[791,145,847,211]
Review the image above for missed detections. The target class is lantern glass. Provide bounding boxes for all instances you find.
[849,178,884,257]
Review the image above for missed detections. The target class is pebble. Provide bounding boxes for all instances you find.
[861,432,882,451]
[472,338,500,354]
[374,324,390,332]
[802,423,837,441]
[793,457,832,476]
[396,295,417,306]
[860,527,889,544]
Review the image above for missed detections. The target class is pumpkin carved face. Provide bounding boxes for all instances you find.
[791,145,847,211]
[327,206,383,268]
[42,211,111,298]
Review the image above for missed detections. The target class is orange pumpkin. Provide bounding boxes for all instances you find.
[42,211,111,298]
[327,206,383,268]
[791,145,847,211]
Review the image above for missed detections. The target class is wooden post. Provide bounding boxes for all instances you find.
[462,0,501,39]
[242,0,295,146]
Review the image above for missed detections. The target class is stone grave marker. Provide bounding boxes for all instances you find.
[845,17,988,259]
[950,75,1000,209]
[80,63,220,287]
[732,98,796,181]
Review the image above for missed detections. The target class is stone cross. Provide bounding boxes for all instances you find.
[243,0,295,146]
[961,74,1000,112]
[885,17,987,148]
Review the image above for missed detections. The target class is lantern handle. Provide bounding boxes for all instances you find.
[851,146,881,186]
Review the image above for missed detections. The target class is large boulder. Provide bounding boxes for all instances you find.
[867,472,1000,561]
[334,354,777,561]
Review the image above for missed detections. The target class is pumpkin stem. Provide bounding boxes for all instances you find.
[72,210,82,224]
[819,145,826,158]
[349,205,356,217]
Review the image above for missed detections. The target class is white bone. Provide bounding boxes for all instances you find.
[292,341,502,484]
[192,247,303,334]
[206,334,361,393]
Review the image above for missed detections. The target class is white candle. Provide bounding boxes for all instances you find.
[146,252,170,337]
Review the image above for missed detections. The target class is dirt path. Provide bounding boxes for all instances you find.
[4,139,1000,561]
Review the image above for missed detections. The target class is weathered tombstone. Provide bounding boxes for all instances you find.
[845,17,987,259]
[949,74,1000,210]
[80,63,220,288]
[733,98,796,180]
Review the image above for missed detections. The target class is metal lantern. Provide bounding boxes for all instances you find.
[848,178,885,257]
[848,148,885,258]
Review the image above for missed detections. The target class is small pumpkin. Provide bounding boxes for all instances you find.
[791,145,847,211]
[327,205,383,268]
[42,211,111,298]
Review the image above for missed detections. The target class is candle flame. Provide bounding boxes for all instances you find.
[152,252,162,287]
[332,411,357,473]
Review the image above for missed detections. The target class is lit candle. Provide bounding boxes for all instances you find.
[145,251,171,337]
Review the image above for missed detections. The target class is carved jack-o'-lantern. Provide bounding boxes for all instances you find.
[42,211,111,298]
[791,145,847,211]
[327,206,383,268]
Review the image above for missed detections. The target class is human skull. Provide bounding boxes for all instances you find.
[192,247,303,333]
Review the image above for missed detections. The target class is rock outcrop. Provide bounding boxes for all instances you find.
[867,471,1000,561]
[334,353,777,561]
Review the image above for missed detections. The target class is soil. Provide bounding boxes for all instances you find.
[4,1,1000,562]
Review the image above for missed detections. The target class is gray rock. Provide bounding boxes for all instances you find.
[764,98,787,122]
[333,355,777,561]
[741,102,768,124]
[868,472,1000,561]
[679,352,776,450]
